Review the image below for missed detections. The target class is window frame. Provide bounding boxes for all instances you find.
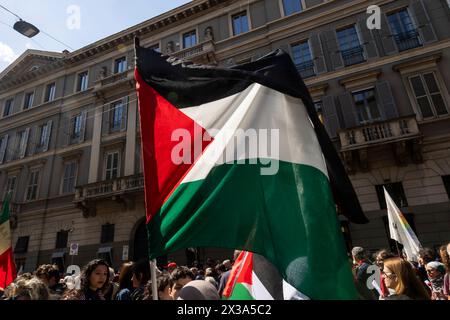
[25,169,40,202]
[4,175,17,199]
[76,71,89,92]
[114,57,127,74]
[280,0,305,16]
[351,87,382,124]
[14,236,30,254]
[336,25,366,66]
[71,113,83,143]
[375,182,408,210]
[61,161,78,195]
[3,98,13,117]
[386,8,422,52]
[104,150,120,181]
[100,223,115,244]
[408,71,449,119]
[23,91,35,110]
[44,82,56,103]
[231,11,250,36]
[182,30,198,49]
[290,39,315,78]
[110,101,125,133]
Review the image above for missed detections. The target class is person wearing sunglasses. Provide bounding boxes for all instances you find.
[382,257,430,300]
[425,261,447,300]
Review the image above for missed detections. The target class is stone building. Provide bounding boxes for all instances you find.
[1,0,450,272]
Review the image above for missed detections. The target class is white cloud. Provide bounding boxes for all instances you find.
[0,42,18,64]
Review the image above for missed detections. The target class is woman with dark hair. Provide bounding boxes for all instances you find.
[130,259,151,300]
[63,259,110,300]
[382,257,430,300]
[115,262,134,300]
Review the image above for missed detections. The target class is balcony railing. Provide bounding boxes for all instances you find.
[341,45,365,66]
[339,116,420,151]
[74,174,144,201]
[170,40,216,63]
[296,60,315,79]
[93,69,134,93]
[393,29,422,52]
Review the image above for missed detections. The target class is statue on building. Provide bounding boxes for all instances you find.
[204,26,214,41]
[166,41,175,54]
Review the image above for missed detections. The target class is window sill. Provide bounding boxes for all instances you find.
[417,114,450,124]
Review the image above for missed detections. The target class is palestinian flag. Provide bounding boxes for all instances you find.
[134,38,366,299]
[223,251,310,300]
[0,197,16,288]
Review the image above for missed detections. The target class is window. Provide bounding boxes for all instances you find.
[101,224,115,243]
[62,162,77,194]
[4,176,16,198]
[291,41,315,78]
[337,26,365,66]
[105,151,119,180]
[387,9,421,52]
[375,182,408,210]
[14,236,30,254]
[17,129,29,159]
[443,175,450,200]
[283,0,303,16]
[183,30,197,49]
[114,57,127,74]
[110,101,125,132]
[232,11,249,36]
[24,92,34,110]
[55,231,69,249]
[38,123,49,149]
[71,114,82,142]
[77,72,89,92]
[352,88,381,124]
[3,99,13,117]
[409,72,448,119]
[44,83,56,102]
[149,44,161,53]
[26,170,40,201]
[314,101,324,124]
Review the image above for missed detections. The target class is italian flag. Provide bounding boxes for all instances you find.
[134,39,364,299]
[0,197,16,289]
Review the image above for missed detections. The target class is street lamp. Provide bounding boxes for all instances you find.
[13,20,39,38]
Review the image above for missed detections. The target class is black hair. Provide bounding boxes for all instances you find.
[131,259,151,286]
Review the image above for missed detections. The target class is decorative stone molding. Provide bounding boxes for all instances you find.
[338,70,381,91]
[308,83,329,101]
[393,53,442,75]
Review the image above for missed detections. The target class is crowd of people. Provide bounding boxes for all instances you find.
[351,242,450,300]
[0,242,449,300]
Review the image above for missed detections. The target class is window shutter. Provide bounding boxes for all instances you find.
[375,81,399,120]
[0,134,8,164]
[29,126,39,155]
[357,19,379,59]
[322,95,341,138]
[42,120,52,152]
[121,97,128,131]
[338,93,358,128]
[309,34,327,74]
[19,128,30,159]
[79,110,87,142]
[102,105,110,136]
[320,30,344,70]
[6,135,17,162]
[379,14,398,55]
[411,0,437,44]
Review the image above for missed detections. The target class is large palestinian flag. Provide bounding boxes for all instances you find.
[134,38,365,299]
[0,197,16,289]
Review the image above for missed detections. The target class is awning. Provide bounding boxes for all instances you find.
[51,251,65,258]
[97,246,112,254]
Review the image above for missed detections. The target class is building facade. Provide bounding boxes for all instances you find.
[1,0,450,272]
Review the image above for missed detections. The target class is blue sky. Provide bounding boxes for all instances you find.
[0,0,191,72]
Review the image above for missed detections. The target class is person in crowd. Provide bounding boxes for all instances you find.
[115,261,134,300]
[169,266,194,300]
[63,259,110,300]
[195,269,205,281]
[130,259,151,300]
[4,277,49,300]
[351,246,378,300]
[104,267,119,300]
[143,273,173,300]
[218,250,241,297]
[34,264,66,298]
[425,261,447,300]
[374,249,396,298]
[417,248,436,282]
[177,280,220,300]
[166,262,177,274]
[382,257,430,300]
[442,243,450,300]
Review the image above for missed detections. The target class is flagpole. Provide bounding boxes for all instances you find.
[150,259,158,300]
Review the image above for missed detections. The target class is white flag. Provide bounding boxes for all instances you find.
[384,187,422,261]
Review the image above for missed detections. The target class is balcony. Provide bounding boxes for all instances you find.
[393,29,422,52]
[341,46,365,67]
[93,68,135,98]
[296,60,315,79]
[170,40,217,65]
[339,116,423,172]
[74,174,144,217]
